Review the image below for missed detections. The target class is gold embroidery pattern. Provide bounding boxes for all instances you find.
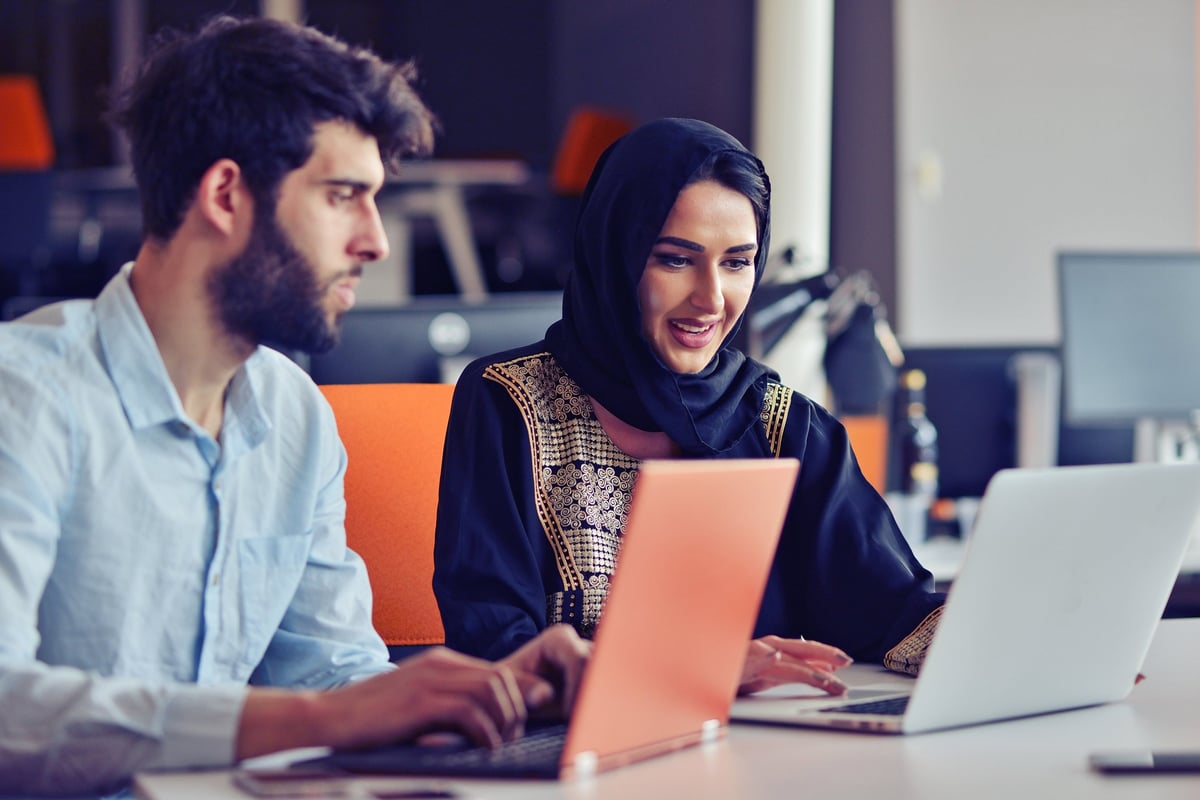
[486,354,638,634]
[484,356,583,590]
[547,582,610,639]
[761,381,791,457]
[486,354,796,638]
[883,605,945,676]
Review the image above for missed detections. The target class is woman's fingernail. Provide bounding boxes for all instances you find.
[826,677,848,694]
[819,672,848,693]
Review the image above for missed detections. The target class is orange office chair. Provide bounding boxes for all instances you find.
[319,383,455,650]
[840,414,889,495]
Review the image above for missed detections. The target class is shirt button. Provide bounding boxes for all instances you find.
[213,478,222,492]
[211,573,220,587]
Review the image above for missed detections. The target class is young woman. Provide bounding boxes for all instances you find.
[433,118,944,695]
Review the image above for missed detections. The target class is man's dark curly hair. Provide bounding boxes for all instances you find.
[109,15,437,240]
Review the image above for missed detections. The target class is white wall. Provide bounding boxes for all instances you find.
[896,0,1197,345]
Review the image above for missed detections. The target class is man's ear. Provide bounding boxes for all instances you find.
[194,158,251,237]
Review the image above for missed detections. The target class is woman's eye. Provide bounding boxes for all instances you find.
[653,253,690,269]
[725,258,753,271]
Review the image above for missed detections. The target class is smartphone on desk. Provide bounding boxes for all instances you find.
[1089,750,1200,774]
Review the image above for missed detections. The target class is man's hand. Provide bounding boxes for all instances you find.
[235,626,592,761]
[238,646,546,759]
[501,624,592,719]
[737,635,852,696]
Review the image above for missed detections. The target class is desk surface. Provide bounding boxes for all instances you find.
[135,618,1200,800]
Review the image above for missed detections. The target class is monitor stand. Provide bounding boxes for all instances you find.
[1134,415,1200,463]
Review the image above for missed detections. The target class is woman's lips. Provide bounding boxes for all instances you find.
[668,318,719,348]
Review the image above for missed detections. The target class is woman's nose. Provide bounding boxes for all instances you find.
[690,265,725,313]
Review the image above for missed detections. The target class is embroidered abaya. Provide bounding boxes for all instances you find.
[432,119,943,671]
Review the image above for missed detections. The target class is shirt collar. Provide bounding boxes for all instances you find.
[221,351,272,457]
[96,264,272,452]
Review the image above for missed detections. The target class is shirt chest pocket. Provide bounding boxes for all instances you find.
[236,535,312,666]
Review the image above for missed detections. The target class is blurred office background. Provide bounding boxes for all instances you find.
[2,0,1199,500]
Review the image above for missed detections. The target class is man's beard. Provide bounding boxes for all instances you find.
[209,209,351,355]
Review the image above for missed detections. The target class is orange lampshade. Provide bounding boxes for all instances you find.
[0,75,54,170]
[551,106,634,195]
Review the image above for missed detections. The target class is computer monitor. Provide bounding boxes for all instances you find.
[1058,251,1200,462]
[901,345,1136,499]
[306,292,563,385]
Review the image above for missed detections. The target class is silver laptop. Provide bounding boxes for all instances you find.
[731,462,1200,734]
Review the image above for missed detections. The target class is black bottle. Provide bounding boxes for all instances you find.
[888,369,939,544]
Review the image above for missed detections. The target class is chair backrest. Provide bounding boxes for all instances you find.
[319,383,455,646]
[840,414,889,495]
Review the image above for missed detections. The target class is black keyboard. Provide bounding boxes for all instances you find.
[298,722,569,779]
[820,695,910,716]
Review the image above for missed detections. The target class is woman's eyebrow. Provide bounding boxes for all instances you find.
[727,243,757,254]
[654,236,703,252]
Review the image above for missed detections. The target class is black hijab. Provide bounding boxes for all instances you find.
[544,118,778,456]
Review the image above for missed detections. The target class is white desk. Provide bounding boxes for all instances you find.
[134,618,1200,800]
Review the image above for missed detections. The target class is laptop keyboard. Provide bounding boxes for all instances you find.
[299,722,569,779]
[820,695,910,716]
[438,724,567,769]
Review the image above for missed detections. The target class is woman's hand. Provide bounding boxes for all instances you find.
[737,635,853,696]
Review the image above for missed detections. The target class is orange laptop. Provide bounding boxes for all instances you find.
[292,457,799,780]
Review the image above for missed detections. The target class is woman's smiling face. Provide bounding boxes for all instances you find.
[637,179,758,374]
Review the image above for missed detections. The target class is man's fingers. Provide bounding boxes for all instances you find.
[422,694,505,749]
[474,664,527,741]
[542,625,591,711]
[502,625,592,713]
[388,649,531,745]
[512,671,555,710]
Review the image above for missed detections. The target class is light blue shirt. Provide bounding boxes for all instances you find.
[0,266,391,797]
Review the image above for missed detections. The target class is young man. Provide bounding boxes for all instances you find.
[0,16,587,797]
